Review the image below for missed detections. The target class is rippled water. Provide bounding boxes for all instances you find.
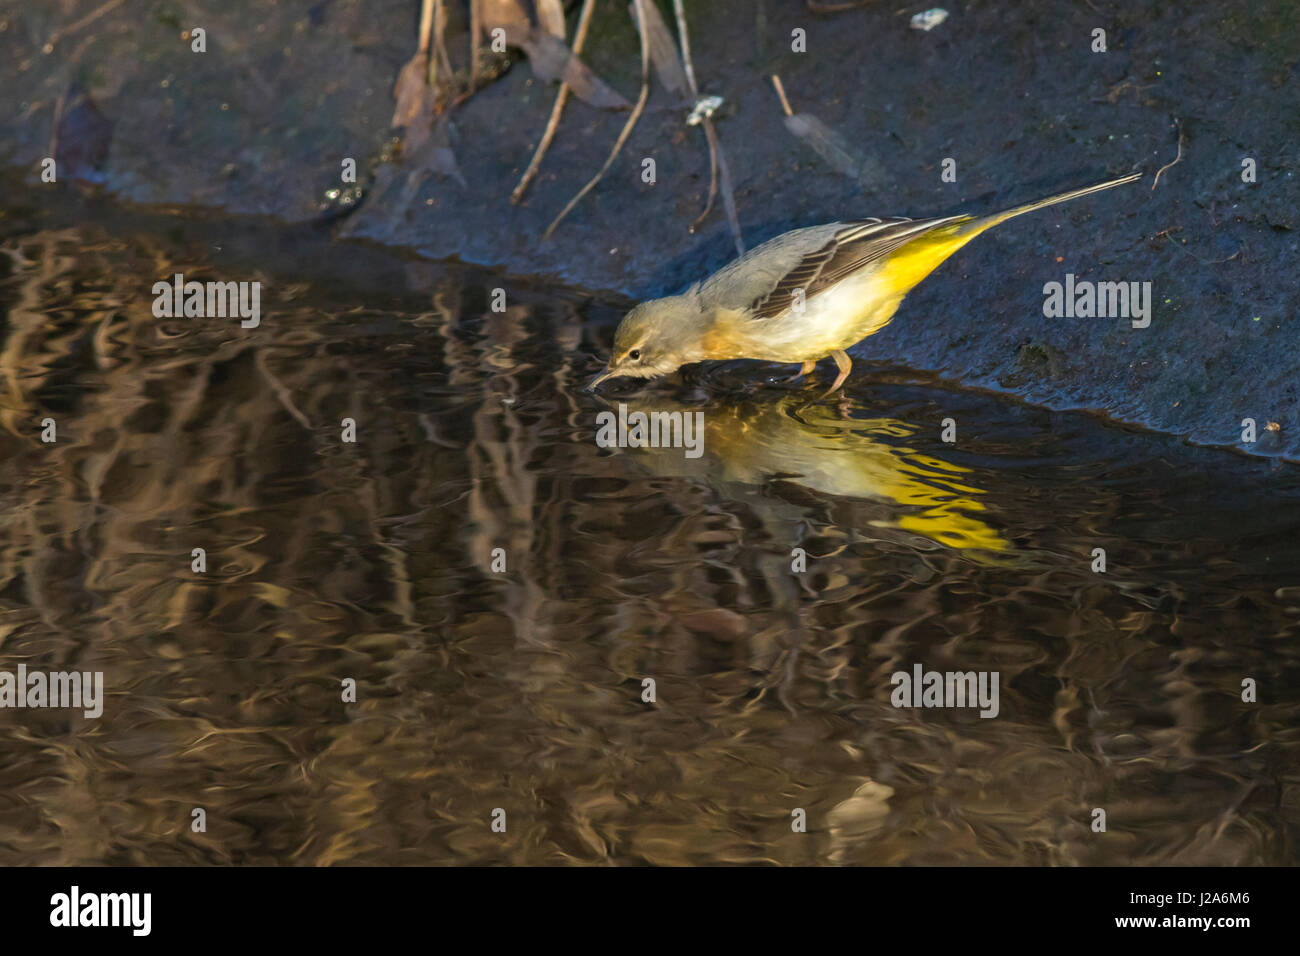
[1,205,1298,865]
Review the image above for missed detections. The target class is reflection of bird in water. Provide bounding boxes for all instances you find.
[605,394,1015,713]
[614,395,1011,555]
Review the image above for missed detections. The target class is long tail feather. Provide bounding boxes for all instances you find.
[875,172,1142,298]
[961,171,1143,236]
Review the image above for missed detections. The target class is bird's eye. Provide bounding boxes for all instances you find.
[628,349,641,361]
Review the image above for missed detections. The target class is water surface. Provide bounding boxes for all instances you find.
[1,207,1297,865]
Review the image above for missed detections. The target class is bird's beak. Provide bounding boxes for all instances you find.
[585,366,616,391]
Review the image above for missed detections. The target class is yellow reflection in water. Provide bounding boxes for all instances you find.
[609,395,1009,553]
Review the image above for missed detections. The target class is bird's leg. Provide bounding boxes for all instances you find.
[819,350,852,398]
[784,359,817,383]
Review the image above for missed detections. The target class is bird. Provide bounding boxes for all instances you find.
[587,172,1141,396]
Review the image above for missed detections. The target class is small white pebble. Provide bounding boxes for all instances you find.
[910,8,949,31]
[687,95,724,126]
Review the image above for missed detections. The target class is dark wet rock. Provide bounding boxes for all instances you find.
[1,0,1297,458]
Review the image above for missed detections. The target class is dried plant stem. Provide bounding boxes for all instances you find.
[677,0,717,234]
[512,0,598,204]
[671,0,699,94]
[433,2,455,95]
[469,0,482,92]
[416,0,437,87]
[703,119,744,256]
[770,74,794,116]
[1152,118,1183,191]
[417,0,434,54]
[690,126,721,234]
[543,0,652,241]
[676,0,744,254]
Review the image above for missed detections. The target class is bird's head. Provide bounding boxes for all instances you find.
[586,294,703,390]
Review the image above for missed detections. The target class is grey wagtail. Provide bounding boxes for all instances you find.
[587,172,1141,395]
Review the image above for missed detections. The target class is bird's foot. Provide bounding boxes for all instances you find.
[787,360,817,384]
[816,349,853,400]
[769,360,818,388]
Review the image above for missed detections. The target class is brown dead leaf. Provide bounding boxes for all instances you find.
[520,31,630,109]
[391,52,434,146]
[632,0,689,102]
[480,0,627,108]
[535,0,567,39]
[479,0,531,45]
[405,115,465,190]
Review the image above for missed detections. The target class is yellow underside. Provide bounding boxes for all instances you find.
[702,223,985,365]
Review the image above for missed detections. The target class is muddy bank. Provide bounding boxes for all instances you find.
[2,0,1298,457]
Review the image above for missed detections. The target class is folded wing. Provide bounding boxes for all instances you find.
[744,216,969,321]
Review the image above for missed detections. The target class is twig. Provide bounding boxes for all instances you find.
[432,1,455,98]
[1171,240,1241,266]
[770,74,794,116]
[1152,118,1183,191]
[704,120,744,256]
[690,124,721,235]
[672,0,699,95]
[675,0,744,254]
[469,0,481,92]
[675,0,716,234]
[417,0,440,88]
[1155,223,1242,265]
[512,0,597,204]
[543,0,652,240]
[417,0,434,54]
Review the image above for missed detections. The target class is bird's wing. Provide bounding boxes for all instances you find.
[745,215,968,320]
[692,222,848,315]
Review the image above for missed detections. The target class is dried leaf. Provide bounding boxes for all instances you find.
[414,116,466,187]
[783,113,857,176]
[431,117,466,185]
[631,0,689,101]
[381,114,465,220]
[391,52,433,134]
[520,31,630,109]
[479,0,627,109]
[479,0,531,45]
[535,0,567,39]
[783,112,889,188]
